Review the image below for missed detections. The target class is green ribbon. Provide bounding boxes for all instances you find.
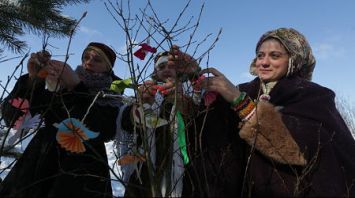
[176,110,189,165]
[110,78,132,93]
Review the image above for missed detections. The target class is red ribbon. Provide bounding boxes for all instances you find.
[134,43,157,60]
[147,85,170,96]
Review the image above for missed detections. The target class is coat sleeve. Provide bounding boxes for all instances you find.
[239,101,307,166]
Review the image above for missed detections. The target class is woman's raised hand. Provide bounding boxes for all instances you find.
[27,51,51,78]
[168,45,200,79]
[199,67,240,103]
[138,79,176,104]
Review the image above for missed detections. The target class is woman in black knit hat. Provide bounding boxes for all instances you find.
[0,42,124,197]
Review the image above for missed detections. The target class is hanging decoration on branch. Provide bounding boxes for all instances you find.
[133,43,157,60]
[192,75,219,106]
[133,20,156,60]
[8,97,30,130]
[54,118,99,153]
[176,110,189,165]
[117,153,146,166]
[7,97,44,145]
[110,78,133,94]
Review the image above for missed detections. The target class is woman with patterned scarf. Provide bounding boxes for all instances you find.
[178,28,355,197]
[0,42,124,197]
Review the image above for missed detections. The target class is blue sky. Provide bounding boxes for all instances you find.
[1,0,355,105]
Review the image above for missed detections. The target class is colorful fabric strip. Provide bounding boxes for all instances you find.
[176,110,189,165]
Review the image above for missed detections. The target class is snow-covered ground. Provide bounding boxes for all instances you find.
[0,129,125,197]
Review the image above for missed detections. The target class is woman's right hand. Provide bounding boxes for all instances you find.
[27,51,51,78]
[200,67,240,103]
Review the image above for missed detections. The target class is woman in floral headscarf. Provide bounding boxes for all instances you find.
[179,28,355,197]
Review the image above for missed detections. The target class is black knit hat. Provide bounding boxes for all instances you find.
[83,42,116,68]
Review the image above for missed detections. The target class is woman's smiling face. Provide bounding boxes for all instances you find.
[255,39,289,82]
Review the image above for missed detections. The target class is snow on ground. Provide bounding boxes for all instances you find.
[0,129,125,197]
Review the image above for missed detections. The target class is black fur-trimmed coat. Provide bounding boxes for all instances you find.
[183,76,355,197]
[0,74,119,198]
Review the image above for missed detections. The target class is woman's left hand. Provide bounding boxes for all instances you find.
[200,67,240,103]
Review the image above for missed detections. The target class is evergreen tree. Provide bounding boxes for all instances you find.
[0,0,90,54]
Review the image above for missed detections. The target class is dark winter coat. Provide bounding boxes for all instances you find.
[182,76,355,197]
[239,76,355,197]
[0,74,119,198]
[182,95,246,197]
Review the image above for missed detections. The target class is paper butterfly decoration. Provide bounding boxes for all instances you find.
[110,78,132,94]
[19,113,44,130]
[7,114,44,145]
[8,97,45,145]
[133,43,157,60]
[8,97,30,130]
[54,118,99,153]
[117,154,146,166]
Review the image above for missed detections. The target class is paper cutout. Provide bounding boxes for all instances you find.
[133,43,157,60]
[8,98,30,129]
[110,78,132,94]
[117,154,146,165]
[54,118,99,153]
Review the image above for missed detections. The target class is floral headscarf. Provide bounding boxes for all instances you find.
[250,28,316,80]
